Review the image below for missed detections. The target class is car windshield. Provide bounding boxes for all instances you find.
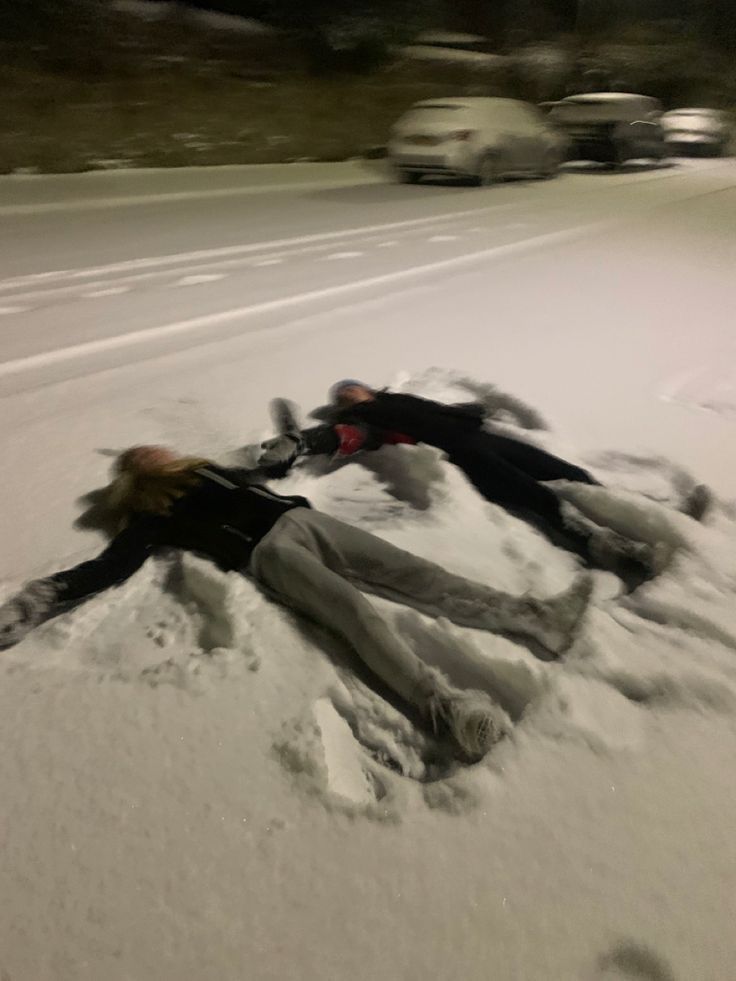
[550,98,653,123]
[399,106,470,129]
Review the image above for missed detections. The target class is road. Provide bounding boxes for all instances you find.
[0,158,735,577]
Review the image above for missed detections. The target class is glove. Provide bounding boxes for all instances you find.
[256,433,304,475]
[0,579,58,650]
[269,398,302,439]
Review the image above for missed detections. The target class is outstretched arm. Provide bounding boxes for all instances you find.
[257,422,410,476]
[455,382,548,431]
[256,396,416,477]
[0,516,164,650]
[256,424,340,477]
[49,517,164,605]
[255,398,339,477]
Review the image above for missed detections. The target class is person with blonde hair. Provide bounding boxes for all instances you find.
[0,445,593,760]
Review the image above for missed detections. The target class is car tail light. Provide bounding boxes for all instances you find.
[450,129,475,141]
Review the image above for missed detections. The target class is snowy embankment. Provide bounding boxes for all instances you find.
[112,0,275,35]
[2,366,735,980]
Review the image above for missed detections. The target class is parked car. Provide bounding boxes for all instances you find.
[661,108,731,157]
[547,92,665,165]
[388,97,568,185]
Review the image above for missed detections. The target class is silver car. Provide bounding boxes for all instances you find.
[388,97,567,185]
[661,109,731,157]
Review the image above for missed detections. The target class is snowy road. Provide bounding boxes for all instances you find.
[1,160,736,981]
[1,159,734,375]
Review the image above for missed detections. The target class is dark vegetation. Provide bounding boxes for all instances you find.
[0,0,733,173]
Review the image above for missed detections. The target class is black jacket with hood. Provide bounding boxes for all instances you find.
[48,466,310,608]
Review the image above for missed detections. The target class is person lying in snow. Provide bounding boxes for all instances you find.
[257,380,548,480]
[256,382,711,591]
[0,445,593,760]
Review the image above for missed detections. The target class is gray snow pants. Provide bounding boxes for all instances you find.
[250,508,535,712]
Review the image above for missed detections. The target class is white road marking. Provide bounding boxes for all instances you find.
[429,234,458,242]
[324,251,363,260]
[82,286,131,298]
[0,202,522,292]
[376,241,398,247]
[2,163,707,296]
[0,222,610,380]
[252,258,283,267]
[0,306,25,315]
[176,273,226,285]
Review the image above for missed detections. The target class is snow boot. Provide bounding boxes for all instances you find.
[587,528,674,591]
[425,670,511,761]
[269,397,302,439]
[516,571,593,655]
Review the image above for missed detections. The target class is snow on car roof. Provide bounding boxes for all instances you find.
[662,108,724,116]
[560,92,657,103]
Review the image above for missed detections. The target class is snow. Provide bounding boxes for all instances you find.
[400,29,505,68]
[561,92,659,103]
[189,8,275,36]
[401,45,507,67]
[663,109,727,119]
[112,0,173,21]
[112,0,275,35]
[1,159,736,980]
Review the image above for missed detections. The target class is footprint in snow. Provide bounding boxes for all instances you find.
[594,940,676,981]
[273,684,473,817]
[273,696,391,817]
[312,698,387,807]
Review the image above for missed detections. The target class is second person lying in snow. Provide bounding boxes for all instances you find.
[257,381,709,589]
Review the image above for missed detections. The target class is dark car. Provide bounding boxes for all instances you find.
[548,92,666,166]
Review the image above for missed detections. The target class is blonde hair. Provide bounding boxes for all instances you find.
[107,448,211,528]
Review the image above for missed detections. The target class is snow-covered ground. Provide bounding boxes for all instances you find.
[112,0,275,35]
[1,159,735,981]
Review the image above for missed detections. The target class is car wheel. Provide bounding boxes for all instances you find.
[476,154,498,187]
[650,139,666,163]
[539,150,560,179]
[611,143,628,168]
[398,169,422,184]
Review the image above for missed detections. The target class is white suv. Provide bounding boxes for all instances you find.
[388,97,567,185]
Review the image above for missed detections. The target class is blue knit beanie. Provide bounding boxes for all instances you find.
[328,379,373,403]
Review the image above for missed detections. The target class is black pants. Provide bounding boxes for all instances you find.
[448,432,599,557]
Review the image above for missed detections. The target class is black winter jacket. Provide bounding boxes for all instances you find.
[340,392,484,456]
[48,466,310,607]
